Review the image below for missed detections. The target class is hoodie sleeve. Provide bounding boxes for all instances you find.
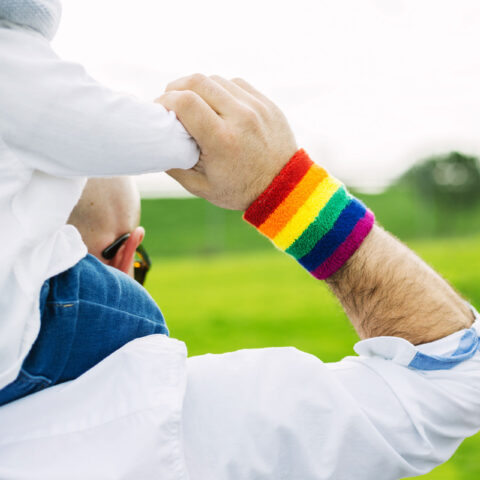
[0,23,199,177]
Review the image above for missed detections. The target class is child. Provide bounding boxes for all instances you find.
[0,0,198,405]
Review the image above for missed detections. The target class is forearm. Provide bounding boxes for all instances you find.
[245,151,473,344]
[327,225,473,344]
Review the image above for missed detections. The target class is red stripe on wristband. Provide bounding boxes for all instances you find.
[244,149,313,227]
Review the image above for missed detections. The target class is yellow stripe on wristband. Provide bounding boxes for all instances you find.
[258,165,327,238]
[273,175,342,250]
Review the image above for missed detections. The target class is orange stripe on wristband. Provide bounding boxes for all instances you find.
[273,176,342,250]
[258,164,327,238]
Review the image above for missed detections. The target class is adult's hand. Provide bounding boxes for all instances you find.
[156,74,297,210]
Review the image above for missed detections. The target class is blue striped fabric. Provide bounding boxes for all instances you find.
[408,328,479,371]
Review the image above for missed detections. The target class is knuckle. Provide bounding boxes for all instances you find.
[241,107,260,127]
[209,74,224,84]
[187,73,209,89]
[210,75,225,83]
[231,77,245,85]
[254,101,269,118]
[176,90,198,108]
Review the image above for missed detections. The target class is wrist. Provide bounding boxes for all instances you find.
[244,149,374,279]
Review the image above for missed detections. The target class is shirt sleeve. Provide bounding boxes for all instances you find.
[182,346,480,480]
[0,24,199,177]
[0,335,191,480]
[0,337,478,479]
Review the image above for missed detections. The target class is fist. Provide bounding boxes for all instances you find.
[156,74,297,210]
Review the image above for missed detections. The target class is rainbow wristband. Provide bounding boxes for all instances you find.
[244,149,374,279]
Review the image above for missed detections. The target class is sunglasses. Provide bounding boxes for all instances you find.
[101,233,151,285]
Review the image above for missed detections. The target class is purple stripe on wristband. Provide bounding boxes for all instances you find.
[311,209,375,280]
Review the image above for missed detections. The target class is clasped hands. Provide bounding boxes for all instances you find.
[156,74,298,210]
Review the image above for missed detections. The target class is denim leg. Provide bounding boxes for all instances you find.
[0,254,167,405]
[58,255,168,382]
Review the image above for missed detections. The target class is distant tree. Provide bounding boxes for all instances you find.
[400,152,480,208]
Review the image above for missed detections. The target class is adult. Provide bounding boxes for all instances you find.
[0,75,479,480]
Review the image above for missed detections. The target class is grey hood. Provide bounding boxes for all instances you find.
[0,0,61,40]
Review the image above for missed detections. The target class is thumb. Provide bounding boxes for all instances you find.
[167,168,209,197]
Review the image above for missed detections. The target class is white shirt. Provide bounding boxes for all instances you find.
[0,315,479,479]
[0,16,199,389]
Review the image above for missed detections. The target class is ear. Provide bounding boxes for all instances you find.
[111,227,145,276]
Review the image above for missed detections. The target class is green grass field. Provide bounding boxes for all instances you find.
[139,189,480,259]
[140,196,480,479]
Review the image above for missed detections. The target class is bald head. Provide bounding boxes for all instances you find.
[68,177,141,259]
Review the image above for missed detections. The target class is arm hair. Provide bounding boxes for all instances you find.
[326,225,473,345]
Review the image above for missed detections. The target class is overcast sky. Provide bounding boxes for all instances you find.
[53,0,480,195]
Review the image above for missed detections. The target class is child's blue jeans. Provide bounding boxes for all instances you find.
[0,254,168,406]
